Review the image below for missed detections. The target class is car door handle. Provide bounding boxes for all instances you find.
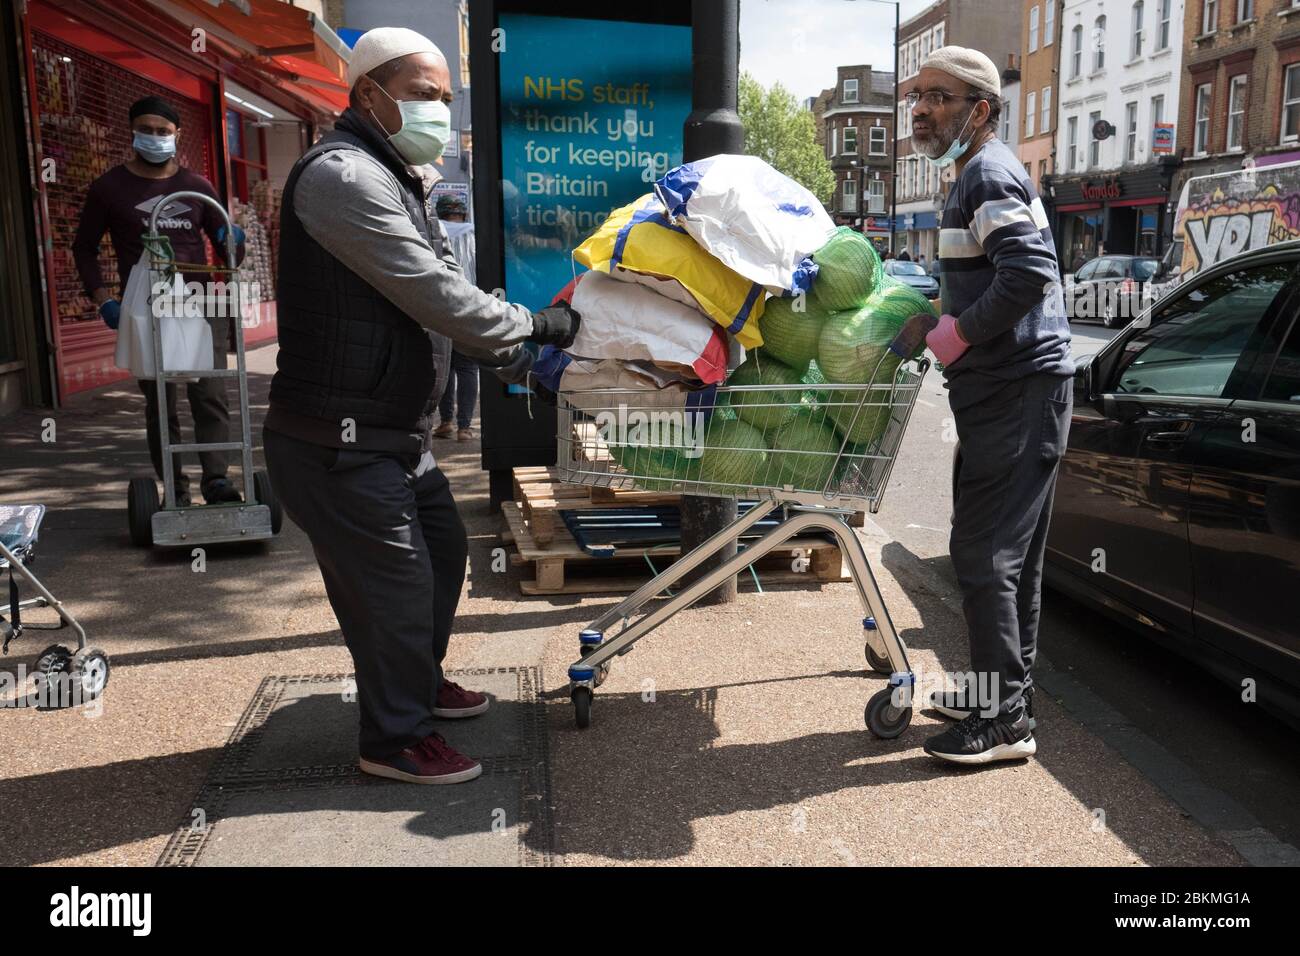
[1145,430,1188,445]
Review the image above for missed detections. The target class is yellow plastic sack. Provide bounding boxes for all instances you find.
[573,195,765,349]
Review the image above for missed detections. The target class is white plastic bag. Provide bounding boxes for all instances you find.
[114,251,214,380]
[568,271,731,384]
[655,154,836,296]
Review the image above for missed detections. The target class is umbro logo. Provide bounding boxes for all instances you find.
[134,196,193,220]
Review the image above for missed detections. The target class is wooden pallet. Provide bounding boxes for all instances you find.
[501,499,847,596]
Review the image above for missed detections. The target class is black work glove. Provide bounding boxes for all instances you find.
[528,303,581,350]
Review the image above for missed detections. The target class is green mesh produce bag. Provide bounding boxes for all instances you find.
[726,352,807,434]
[611,442,701,492]
[767,409,844,491]
[756,294,829,373]
[811,227,884,312]
[697,417,770,494]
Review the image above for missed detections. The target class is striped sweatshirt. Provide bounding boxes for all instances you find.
[938,137,1074,409]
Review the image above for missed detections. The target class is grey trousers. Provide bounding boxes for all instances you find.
[950,372,1073,716]
[262,428,469,757]
[140,315,231,495]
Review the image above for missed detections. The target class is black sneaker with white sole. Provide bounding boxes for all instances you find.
[929,683,1036,729]
[923,708,1037,765]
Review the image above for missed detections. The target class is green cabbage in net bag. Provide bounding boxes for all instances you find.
[756,294,829,373]
[767,410,843,491]
[726,352,807,434]
[698,417,769,493]
[611,442,701,492]
[811,227,884,312]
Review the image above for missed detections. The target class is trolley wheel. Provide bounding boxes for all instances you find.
[127,477,159,547]
[33,643,72,706]
[71,647,110,701]
[864,640,891,675]
[254,471,283,535]
[571,686,593,729]
[864,687,912,739]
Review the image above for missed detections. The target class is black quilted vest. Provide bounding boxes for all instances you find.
[267,110,451,453]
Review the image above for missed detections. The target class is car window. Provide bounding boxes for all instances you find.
[1100,258,1127,279]
[1260,313,1300,404]
[1112,263,1293,398]
[1075,260,1098,281]
[1132,258,1158,281]
[890,262,925,275]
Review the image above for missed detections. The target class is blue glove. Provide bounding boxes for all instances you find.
[215,224,246,246]
[99,299,121,330]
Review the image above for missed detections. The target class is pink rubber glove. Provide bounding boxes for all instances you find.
[926,313,970,366]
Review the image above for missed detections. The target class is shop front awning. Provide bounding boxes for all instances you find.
[146,0,351,115]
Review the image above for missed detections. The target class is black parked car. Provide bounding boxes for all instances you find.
[1044,241,1300,727]
[1066,254,1160,328]
[883,259,940,299]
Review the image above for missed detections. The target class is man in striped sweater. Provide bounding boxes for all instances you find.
[909,47,1076,765]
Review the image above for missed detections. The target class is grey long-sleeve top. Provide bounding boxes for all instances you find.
[293,148,535,382]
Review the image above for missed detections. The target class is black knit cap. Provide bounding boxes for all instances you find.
[129,95,181,127]
[436,193,467,216]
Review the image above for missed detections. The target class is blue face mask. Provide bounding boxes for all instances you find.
[372,85,452,165]
[926,109,976,170]
[133,131,176,165]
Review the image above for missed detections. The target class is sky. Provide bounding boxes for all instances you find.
[739,0,935,102]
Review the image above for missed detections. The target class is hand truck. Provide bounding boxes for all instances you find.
[126,191,282,548]
[554,315,936,739]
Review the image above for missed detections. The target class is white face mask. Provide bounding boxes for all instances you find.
[371,84,452,165]
[926,109,976,169]
[133,131,176,165]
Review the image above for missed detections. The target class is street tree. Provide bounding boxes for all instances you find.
[738,72,835,205]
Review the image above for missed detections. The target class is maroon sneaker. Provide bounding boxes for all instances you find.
[359,733,482,785]
[434,679,490,718]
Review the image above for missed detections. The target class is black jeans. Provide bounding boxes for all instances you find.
[437,350,480,430]
[262,427,469,757]
[949,372,1073,716]
[139,314,231,495]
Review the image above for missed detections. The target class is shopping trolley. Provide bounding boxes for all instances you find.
[1,504,108,704]
[125,192,282,548]
[555,314,937,739]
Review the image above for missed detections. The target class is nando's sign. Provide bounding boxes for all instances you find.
[1080,178,1123,201]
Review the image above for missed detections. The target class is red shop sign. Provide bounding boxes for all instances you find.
[1080,178,1123,201]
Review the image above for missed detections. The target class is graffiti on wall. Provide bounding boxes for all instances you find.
[1178,176,1300,275]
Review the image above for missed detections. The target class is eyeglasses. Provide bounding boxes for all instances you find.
[905,89,986,109]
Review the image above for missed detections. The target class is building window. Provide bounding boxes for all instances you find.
[1029,4,1040,53]
[869,125,887,155]
[829,126,837,157]
[868,178,885,213]
[921,31,932,61]
[1026,90,1036,138]
[1045,1,1055,45]
[843,125,858,154]
[933,22,944,47]
[1236,0,1253,24]
[1089,110,1102,166]
[842,177,857,213]
[1157,0,1171,49]
[1194,83,1212,153]
[1283,65,1300,143]
[1202,0,1218,35]
[1151,93,1165,127]
[1041,86,1052,134]
[1001,96,1012,141]
[1125,101,1138,162]
[1071,25,1083,78]
[1131,2,1144,59]
[1093,17,1107,72]
[842,78,859,103]
[458,1,471,88]
[1067,115,1078,171]
[1228,75,1247,150]
[1039,158,1048,182]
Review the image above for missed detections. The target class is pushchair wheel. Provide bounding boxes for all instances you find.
[127,477,159,546]
[32,644,72,705]
[71,647,110,700]
[864,687,912,739]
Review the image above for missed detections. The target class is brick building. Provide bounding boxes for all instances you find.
[816,65,896,246]
[1018,0,1062,194]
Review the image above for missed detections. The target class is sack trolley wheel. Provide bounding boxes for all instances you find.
[127,477,159,547]
[254,470,283,535]
[571,686,593,729]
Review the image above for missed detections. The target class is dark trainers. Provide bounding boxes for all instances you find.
[924,709,1037,765]
[433,421,456,439]
[433,680,489,718]
[202,477,243,504]
[359,733,482,784]
[929,683,1036,728]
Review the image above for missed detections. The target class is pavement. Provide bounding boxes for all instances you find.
[0,341,1252,866]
